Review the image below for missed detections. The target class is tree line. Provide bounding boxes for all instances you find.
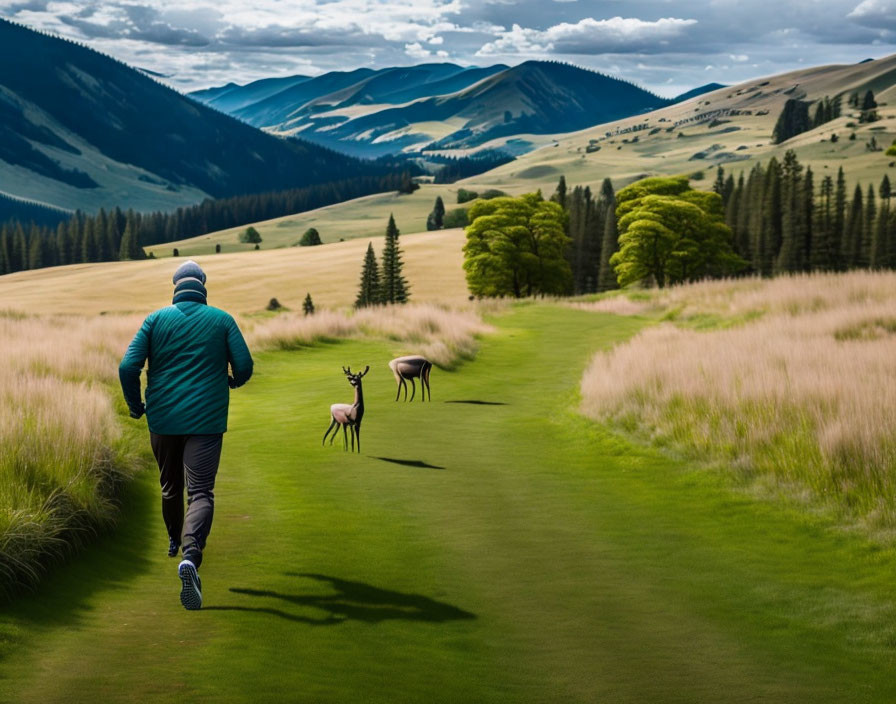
[0,172,414,275]
[716,152,896,275]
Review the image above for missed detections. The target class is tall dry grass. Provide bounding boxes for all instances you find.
[0,312,144,593]
[580,272,896,536]
[0,303,490,593]
[247,303,493,369]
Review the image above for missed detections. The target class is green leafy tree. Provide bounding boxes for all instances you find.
[610,176,745,288]
[380,215,409,303]
[298,228,322,246]
[442,208,469,228]
[303,293,315,316]
[463,192,572,298]
[239,226,262,244]
[355,242,382,308]
[457,188,478,204]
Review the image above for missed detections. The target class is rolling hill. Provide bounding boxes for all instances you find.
[0,19,392,215]
[191,61,672,158]
[472,54,896,196]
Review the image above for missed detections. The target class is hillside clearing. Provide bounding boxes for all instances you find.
[0,229,468,316]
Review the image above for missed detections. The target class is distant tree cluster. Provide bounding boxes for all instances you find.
[717,154,896,275]
[432,151,515,184]
[0,208,147,273]
[355,215,410,307]
[850,90,880,124]
[0,172,413,275]
[550,175,621,293]
[773,95,843,144]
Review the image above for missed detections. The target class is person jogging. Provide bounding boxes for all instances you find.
[119,260,253,610]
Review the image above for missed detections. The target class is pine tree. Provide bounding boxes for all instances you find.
[118,215,144,260]
[303,293,315,316]
[551,175,568,210]
[812,175,833,271]
[355,242,382,308]
[861,184,876,267]
[776,150,803,273]
[833,167,847,270]
[758,158,782,276]
[105,214,121,260]
[801,166,814,271]
[12,223,27,272]
[597,202,619,291]
[28,230,46,270]
[844,185,864,268]
[712,166,725,197]
[567,186,589,294]
[0,226,10,275]
[380,214,409,304]
[426,196,446,231]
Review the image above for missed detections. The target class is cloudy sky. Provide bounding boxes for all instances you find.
[2,0,894,96]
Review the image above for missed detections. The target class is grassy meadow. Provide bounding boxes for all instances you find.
[581,271,896,538]
[0,300,488,594]
[4,304,896,702]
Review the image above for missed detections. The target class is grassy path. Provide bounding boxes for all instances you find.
[2,304,896,702]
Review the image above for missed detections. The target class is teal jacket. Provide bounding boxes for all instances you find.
[119,300,253,435]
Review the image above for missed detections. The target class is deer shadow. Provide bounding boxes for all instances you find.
[373,456,445,470]
[208,573,475,625]
[444,400,507,406]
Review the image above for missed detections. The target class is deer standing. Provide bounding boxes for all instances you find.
[322,366,369,452]
[388,355,432,402]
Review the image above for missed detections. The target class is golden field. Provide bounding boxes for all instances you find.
[581,272,896,535]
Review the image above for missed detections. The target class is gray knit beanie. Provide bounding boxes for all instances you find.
[172,260,207,285]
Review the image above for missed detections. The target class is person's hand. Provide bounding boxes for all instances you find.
[129,403,145,419]
[228,375,236,389]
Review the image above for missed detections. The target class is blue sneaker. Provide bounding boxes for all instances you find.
[177,559,202,610]
[168,537,180,558]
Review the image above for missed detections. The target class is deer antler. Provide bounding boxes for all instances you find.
[359,365,370,377]
[343,366,351,375]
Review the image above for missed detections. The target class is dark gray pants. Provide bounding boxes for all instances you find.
[150,433,223,569]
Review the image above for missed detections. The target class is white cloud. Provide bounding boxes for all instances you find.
[476,16,698,57]
[729,53,749,61]
[848,0,896,29]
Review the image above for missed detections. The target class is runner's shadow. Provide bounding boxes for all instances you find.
[444,400,507,406]
[373,456,445,470]
[218,573,475,625]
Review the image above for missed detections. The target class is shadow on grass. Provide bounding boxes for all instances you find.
[372,457,445,470]
[0,471,156,630]
[444,400,507,406]
[217,573,475,625]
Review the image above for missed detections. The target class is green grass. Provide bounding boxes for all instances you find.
[2,304,896,702]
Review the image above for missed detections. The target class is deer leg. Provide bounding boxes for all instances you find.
[322,417,337,446]
[423,372,430,402]
[394,379,402,402]
[402,375,408,401]
[409,377,416,402]
[355,425,361,453]
[342,424,348,451]
[350,425,356,452]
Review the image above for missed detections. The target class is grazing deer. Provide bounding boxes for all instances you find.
[322,366,369,452]
[388,355,432,402]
